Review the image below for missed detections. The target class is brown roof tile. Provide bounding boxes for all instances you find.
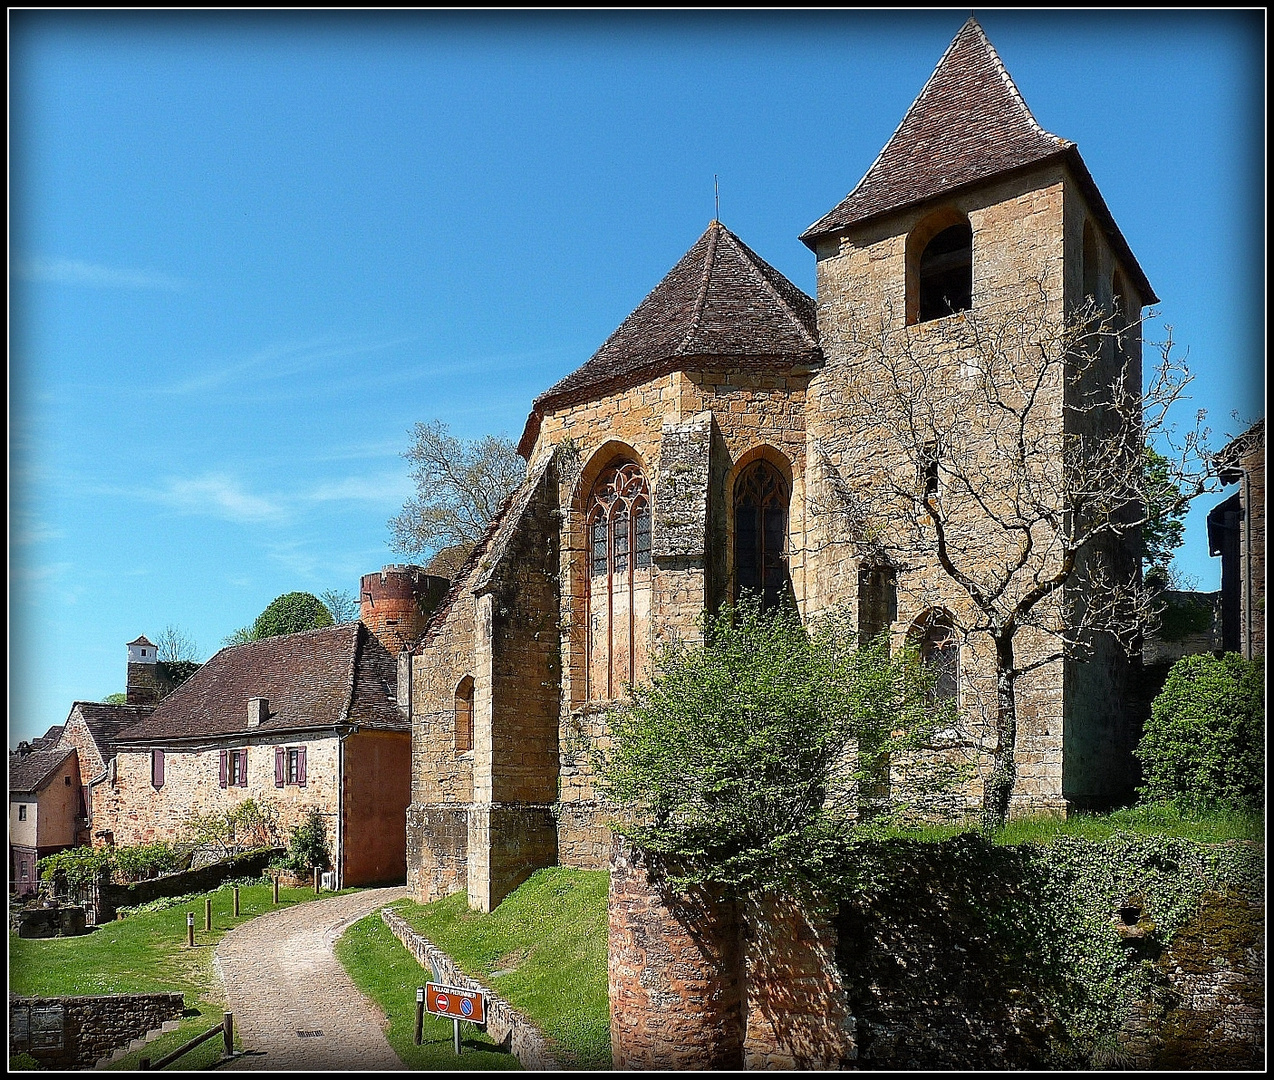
[67,703,156,764]
[116,622,405,744]
[532,221,821,415]
[10,746,77,794]
[800,18,1154,303]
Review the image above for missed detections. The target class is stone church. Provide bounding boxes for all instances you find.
[392,18,1156,910]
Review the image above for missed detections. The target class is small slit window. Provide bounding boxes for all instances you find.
[455,675,474,754]
[917,223,973,323]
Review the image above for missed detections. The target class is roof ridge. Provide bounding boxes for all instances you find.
[677,221,721,357]
[719,226,820,351]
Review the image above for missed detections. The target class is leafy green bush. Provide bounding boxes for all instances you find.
[600,598,962,892]
[284,807,331,873]
[252,591,334,640]
[111,841,181,882]
[1135,652,1264,811]
[37,841,180,888]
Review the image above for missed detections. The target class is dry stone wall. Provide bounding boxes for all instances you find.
[9,993,184,1069]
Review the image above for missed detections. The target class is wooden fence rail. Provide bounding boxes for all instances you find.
[139,1012,233,1070]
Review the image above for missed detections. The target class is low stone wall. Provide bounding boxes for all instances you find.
[100,848,282,920]
[381,908,559,1069]
[9,993,184,1069]
[12,904,87,938]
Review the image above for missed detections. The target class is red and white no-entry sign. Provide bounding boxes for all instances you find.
[425,982,485,1025]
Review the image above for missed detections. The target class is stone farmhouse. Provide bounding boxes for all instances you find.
[95,615,420,888]
[396,18,1177,912]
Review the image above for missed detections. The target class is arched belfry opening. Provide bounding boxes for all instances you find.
[906,208,973,325]
[583,457,652,700]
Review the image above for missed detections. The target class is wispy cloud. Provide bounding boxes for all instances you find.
[153,474,288,524]
[10,509,64,546]
[303,471,413,505]
[16,256,187,291]
[158,335,415,397]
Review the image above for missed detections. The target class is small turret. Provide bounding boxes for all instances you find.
[126,635,160,705]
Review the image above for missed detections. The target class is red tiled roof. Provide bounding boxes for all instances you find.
[531,221,821,416]
[116,622,405,744]
[799,18,1155,303]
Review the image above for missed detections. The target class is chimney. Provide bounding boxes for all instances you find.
[247,697,268,728]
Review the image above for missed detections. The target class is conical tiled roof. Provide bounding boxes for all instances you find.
[803,18,1068,244]
[533,221,821,413]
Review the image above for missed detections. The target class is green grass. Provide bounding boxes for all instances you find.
[387,867,612,1069]
[335,914,520,1070]
[9,879,356,1070]
[862,803,1264,847]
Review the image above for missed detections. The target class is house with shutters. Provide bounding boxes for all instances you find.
[97,619,416,888]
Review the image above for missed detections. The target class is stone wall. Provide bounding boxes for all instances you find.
[609,836,1264,1070]
[9,993,185,1069]
[98,848,280,921]
[381,908,559,1069]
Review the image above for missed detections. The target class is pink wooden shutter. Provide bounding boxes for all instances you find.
[220,749,228,788]
[297,747,307,787]
[238,749,249,787]
[152,749,165,788]
[275,747,285,787]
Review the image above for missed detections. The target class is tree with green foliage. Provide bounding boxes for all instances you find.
[598,598,963,892]
[1135,652,1264,812]
[1142,443,1191,589]
[223,591,335,645]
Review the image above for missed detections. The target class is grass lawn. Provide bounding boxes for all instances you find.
[335,914,520,1070]
[860,803,1265,846]
[8,879,356,1070]
[382,867,611,1069]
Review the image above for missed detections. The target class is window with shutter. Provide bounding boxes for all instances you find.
[275,747,285,788]
[220,749,228,788]
[238,749,248,787]
[296,747,307,787]
[151,749,165,789]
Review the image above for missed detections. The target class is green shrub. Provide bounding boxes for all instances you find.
[251,592,334,640]
[285,808,331,873]
[1135,652,1264,811]
[37,841,181,888]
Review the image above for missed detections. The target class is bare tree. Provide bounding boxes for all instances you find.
[319,588,360,624]
[388,420,524,561]
[155,624,199,664]
[813,277,1214,829]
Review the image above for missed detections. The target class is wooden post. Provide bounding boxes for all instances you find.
[186,912,194,948]
[139,1058,150,1070]
[233,886,240,917]
[272,874,279,904]
[223,1012,233,1057]
[414,987,424,1045]
[313,867,321,895]
[204,897,212,932]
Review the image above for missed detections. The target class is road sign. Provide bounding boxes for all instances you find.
[425,983,485,1026]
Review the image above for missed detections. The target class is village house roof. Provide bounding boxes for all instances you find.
[1214,418,1265,483]
[63,702,157,771]
[9,745,77,796]
[800,17,1155,304]
[127,635,157,648]
[114,622,405,745]
[522,220,821,442]
[29,725,64,750]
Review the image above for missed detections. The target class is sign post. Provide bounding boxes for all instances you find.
[424,982,485,1057]
[414,987,424,1046]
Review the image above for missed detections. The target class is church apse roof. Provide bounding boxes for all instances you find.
[531,220,821,417]
[801,17,1155,303]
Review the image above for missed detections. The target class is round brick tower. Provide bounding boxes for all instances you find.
[359,565,449,656]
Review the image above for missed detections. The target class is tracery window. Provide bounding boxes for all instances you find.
[915,610,960,704]
[585,460,652,699]
[733,459,790,609]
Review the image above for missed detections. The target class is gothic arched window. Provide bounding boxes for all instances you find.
[733,459,790,609]
[914,610,960,704]
[585,460,652,699]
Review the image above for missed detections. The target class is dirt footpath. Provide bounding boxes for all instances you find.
[215,886,409,1071]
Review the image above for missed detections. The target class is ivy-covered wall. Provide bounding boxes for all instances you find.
[834,834,1263,1069]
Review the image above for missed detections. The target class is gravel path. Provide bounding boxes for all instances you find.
[214,886,409,1071]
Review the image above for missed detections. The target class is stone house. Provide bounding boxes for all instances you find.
[98,617,419,888]
[400,17,1164,912]
[1208,418,1265,659]
[9,744,81,897]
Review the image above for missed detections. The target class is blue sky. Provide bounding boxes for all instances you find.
[9,10,1265,746]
